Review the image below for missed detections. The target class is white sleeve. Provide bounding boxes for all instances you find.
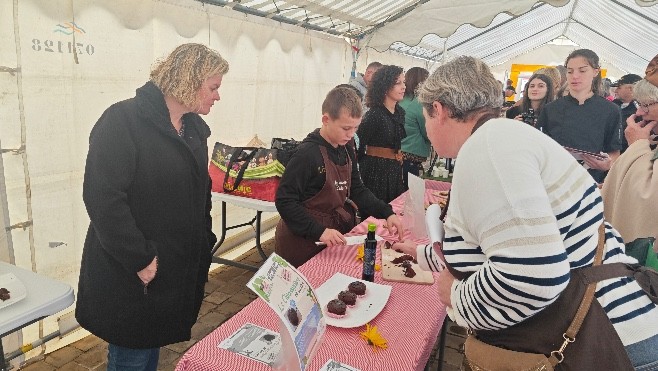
[416,243,445,272]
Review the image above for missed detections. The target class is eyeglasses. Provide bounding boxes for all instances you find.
[639,101,658,112]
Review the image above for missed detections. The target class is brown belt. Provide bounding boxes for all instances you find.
[364,146,403,162]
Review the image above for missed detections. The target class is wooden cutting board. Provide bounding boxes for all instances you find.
[381,245,434,285]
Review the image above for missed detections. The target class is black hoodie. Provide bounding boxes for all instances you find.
[275,128,394,240]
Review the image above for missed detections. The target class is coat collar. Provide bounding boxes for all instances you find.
[135,81,211,142]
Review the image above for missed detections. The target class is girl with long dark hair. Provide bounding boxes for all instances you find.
[537,49,622,183]
[506,73,554,128]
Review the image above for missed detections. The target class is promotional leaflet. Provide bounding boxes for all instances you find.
[218,323,281,365]
[247,253,326,371]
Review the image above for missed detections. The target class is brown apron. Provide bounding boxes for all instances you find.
[275,145,355,267]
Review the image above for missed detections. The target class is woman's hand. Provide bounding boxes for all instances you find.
[437,269,456,307]
[625,115,657,146]
[581,153,613,170]
[391,241,418,259]
[319,228,347,247]
[385,214,405,242]
[137,256,158,285]
[513,114,524,122]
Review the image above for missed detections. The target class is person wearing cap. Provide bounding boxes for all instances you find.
[602,54,658,272]
[611,73,643,152]
[504,78,516,99]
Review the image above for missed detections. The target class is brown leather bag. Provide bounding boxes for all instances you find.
[462,224,634,371]
[646,54,658,88]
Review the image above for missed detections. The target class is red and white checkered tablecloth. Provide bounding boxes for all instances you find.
[176,180,451,371]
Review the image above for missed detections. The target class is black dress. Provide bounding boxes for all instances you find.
[357,104,406,204]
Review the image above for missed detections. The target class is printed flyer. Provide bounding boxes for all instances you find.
[247,253,326,371]
[218,323,281,365]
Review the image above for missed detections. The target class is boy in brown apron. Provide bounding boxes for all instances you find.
[274,87,404,267]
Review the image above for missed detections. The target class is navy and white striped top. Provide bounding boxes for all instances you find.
[418,119,658,346]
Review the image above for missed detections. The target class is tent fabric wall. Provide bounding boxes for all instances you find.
[0,0,424,360]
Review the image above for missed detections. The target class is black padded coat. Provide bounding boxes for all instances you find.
[76,82,217,348]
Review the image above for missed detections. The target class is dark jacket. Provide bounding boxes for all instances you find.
[275,129,394,240]
[612,99,639,153]
[76,82,217,348]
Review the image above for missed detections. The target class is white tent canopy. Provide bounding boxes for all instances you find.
[206,0,658,74]
[372,0,658,75]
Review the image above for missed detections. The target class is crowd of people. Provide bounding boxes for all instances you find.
[76,41,658,370]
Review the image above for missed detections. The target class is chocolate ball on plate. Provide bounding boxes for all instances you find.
[348,281,366,296]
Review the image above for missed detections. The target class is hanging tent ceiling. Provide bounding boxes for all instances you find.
[202,0,658,74]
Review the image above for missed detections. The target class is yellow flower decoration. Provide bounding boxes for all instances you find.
[356,246,380,270]
[355,245,364,261]
[360,323,388,351]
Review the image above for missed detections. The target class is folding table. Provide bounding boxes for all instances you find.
[0,262,74,371]
[210,193,278,271]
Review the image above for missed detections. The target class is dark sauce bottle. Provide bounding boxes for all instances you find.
[362,223,377,282]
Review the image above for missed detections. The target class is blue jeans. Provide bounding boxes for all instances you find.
[107,344,159,371]
[626,333,658,370]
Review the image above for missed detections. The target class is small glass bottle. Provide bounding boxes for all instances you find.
[362,223,377,282]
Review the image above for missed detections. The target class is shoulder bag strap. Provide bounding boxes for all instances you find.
[548,223,605,365]
[223,148,258,193]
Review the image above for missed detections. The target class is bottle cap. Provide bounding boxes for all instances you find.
[368,223,376,232]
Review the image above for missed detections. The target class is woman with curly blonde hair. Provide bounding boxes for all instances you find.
[77,43,228,370]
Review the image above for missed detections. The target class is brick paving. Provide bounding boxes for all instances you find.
[19,240,465,371]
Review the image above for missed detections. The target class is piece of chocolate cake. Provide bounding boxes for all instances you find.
[401,261,417,278]
[286,308,300,326]
[338,290,357,306]
[0,288,9,301]
[391,254,417,264]
[348,281,366,296]
[327,299,346,317]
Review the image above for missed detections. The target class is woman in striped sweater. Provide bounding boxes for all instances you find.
[398,56,658,369]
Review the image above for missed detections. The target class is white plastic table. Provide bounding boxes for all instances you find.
[0,262,74,370]
[210,192,277,271]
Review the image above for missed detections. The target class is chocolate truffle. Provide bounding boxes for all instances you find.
[338,290,357,306]
[348,281,366,296]
[0,288,9,301]
[327,299,346,316]
[286,308,300,326]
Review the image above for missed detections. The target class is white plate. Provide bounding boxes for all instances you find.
[315,272,391,328]
[0,273,27,310]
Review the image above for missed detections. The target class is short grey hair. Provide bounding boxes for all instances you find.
[417,56,503,121]
[634,79,658,104]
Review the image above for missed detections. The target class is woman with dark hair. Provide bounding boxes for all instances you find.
[505,73,554,128]
[400,67,430,188]
[357,65,406,204]
[537,49,622,183]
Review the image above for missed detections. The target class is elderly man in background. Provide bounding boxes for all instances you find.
[611,73,643,153]
[349,61,382,111]
[603,55,658,269]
